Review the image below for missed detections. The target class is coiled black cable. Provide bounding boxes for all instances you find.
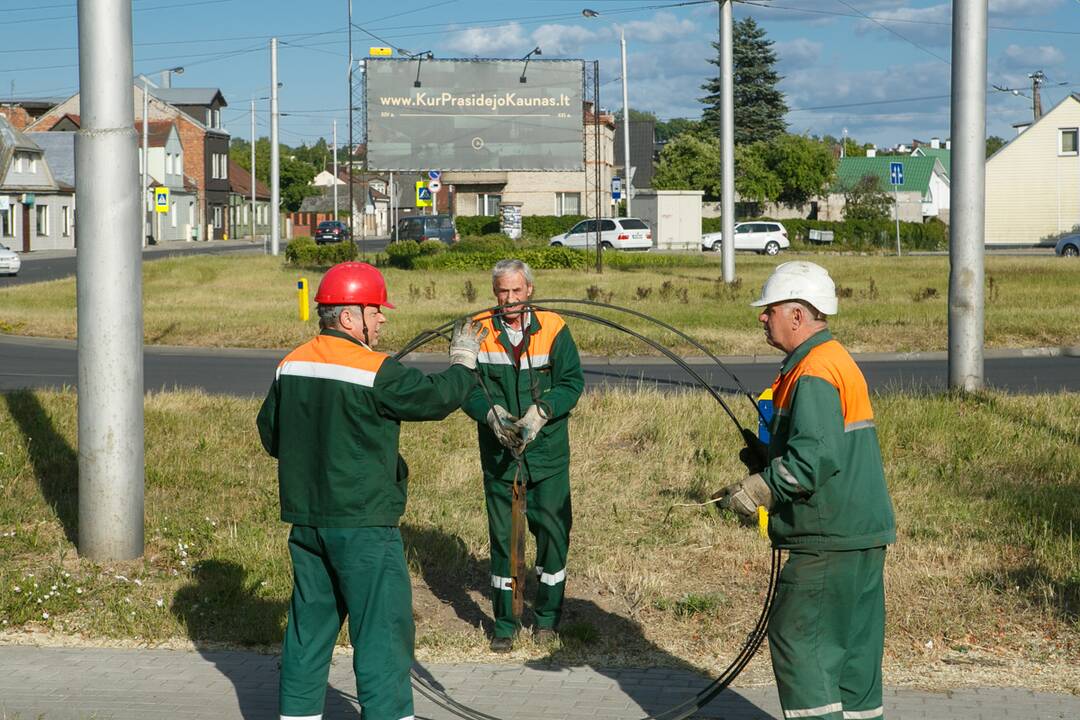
[395,299,781,720]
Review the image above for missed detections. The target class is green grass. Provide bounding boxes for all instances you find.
[0,388,1077,688]
[0,253,1076,354]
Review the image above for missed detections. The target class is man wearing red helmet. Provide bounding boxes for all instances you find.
[257,262,485,720]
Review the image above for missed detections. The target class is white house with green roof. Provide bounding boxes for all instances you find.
[912,139,950,177]
[835,155,951,222]
[985,93,1080,246]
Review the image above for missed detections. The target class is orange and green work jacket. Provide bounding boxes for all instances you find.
[762,329,896,551]
[461,309,584,482]
[256,329,475,527]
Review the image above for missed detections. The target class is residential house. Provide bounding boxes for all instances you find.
[985,93,1080,245]
[290,181,390,237]
[0,115,75,251]
[0,98,65,131]
[441,105,616,219]
[911,137,951,177]
[28,81,231,240]
[834,155,951,222]
[227,158,272,240]
[134,120,198,242]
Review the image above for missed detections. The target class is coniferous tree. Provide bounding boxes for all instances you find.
[701,17,788,145]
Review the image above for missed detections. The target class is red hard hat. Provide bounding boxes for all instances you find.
[314,262,395,308]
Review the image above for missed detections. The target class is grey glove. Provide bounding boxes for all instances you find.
[712,473,773,521]
[514,404,548,447]
[448,319,487,370]
[486,405,522,451]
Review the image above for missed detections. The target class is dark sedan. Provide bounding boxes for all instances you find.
[315,220,351,245]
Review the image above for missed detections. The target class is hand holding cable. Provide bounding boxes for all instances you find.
[712,473,773,526]
[514,404,548,448]
[486,405,523,451]
[448,319,487,370]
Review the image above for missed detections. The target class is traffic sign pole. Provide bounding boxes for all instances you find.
[889,162,903,256]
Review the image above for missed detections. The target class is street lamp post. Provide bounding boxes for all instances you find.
[583,9,632,217]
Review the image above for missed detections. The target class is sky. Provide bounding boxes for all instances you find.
[2,0,1079,149]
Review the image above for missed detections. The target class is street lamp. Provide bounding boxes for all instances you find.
[140,66,184,247]
[520,46,542,83]
[582,8,632,216]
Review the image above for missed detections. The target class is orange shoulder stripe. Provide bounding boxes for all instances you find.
[772,340,873,425]
[280,334,387,374]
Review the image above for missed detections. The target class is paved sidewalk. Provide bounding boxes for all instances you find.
[0,646,1076,719]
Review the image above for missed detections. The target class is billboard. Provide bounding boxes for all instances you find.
[365,58,584,172]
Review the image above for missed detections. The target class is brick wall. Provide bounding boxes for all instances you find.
[173,115,207,232]
[0,106,32,130]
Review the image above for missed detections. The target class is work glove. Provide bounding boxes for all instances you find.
[712,473,773,523]
[738,428,769,474]
[486,405,522,451]
[514,404,548,448]
[448,319,487,370]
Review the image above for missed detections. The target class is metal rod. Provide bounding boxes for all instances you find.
[948,0,987,391]
[593,60,602,273]
[620,28,631,217]
[75,0,145,561]
[348,0,354,245]
[141,77,149,247]
[269,37,280,256]
[250,98,256,242]
[332,119,339,222]
[894,183,901,256]
[719,0,735,283]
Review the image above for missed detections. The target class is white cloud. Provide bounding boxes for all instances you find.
[531,24,598,57]
[617,12,697,44]
[1000,43,1065,69]
[775,38,823,69]
[443,22,529,57]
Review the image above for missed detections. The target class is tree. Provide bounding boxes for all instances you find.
[701,17,788,145]
[227,137,319,211]
[986,135,1006,157]
[652,134,721,198]
[655,117,709,143]
[758,134,836,205]
[842,175,892,222]
[734,143,781,203]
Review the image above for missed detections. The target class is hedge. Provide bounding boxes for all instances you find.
[454,215,588,240]
[413,246,588,271]
[284,236,359,267]
[701,217,949,251]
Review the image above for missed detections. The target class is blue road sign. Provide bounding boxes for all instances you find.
[890,162,904,186]
[417,187,432,201]
[428,170,441,181]
[611,177,622,201]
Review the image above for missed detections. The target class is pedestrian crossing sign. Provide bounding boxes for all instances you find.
[154,187,170,213]
[415,180,432,207]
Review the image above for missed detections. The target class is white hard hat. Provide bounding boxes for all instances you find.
[751,261,838,315]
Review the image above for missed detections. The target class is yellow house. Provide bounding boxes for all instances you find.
[985,93,1080,245]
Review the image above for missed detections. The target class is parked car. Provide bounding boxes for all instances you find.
[314,220,351,245]
[0,242,20,276]
[701,221,790,255]
[549,218,652,251]
[1055,233,1080,257]
[393,214,459,244]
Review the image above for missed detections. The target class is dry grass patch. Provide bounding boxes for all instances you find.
[0,254,1076,354]
[0,388,1077,691]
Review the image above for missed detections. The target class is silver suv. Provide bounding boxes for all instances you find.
[701,221,789,255]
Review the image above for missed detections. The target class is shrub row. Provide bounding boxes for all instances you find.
[701,217,949,251]
[454,215,588,240]
[284,236,358,266]
[413,246,588,271]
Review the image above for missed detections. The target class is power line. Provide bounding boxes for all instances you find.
[788,94,951,112]
[831,0,949,65]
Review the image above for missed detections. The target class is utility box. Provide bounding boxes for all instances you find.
[633,190,704,251]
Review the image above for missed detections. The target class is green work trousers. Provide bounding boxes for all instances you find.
[768,546,887,720]
[279,525,414,720]
[485,468,572,639]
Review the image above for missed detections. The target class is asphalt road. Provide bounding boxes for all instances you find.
[0,334,1075,397]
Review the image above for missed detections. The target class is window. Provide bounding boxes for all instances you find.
[212,205,223,229]
[171,201,177,227]
[165,153,172,175]
[221,155,227,179]
[600,219,617,232]
[477,193,501,216]
[28,157,36,174]
[213,109,221,129]
[1061,128,1079,155]
[0,208,11,237]
[556,192,580,216]
[62,206,71,236]
[188,202,195,228]
[176,151,183,172]
[619,219,649,230]
[205,109,212,127]
[13,155,22,173]
[211,154,220,179]
[36,205,49,235]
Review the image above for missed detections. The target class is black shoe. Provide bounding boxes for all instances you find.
[490,636,513,653]
[533,628,558,643]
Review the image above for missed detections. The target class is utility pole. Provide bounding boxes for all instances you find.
[250,98,256,242]
[948,0,987,392]
[141,77,149,247]
[347,0,354,243]
[718,0,735,283]
[75,0,144,560]
[270,37,280,256]
[620,28,632,217]
[332,119,339,222]
[1029,70,1045,121]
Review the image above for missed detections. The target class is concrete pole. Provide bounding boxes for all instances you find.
[620,28,631,217]
[250,98,256,241]
[948,0,987,391]
[141,78,149,247]
[269,37,280,256]
[332,119,339,222]
[719,0,735,283]
[75,0,144,561]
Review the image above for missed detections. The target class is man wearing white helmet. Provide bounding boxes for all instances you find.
[713,261,895,720]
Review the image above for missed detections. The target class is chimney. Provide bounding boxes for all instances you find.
[930,137,940,149]
[867,146,877,158]
[945,138,951,150]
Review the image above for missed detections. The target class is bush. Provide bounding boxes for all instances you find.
[701,217,949,252]
[413,246,588,271]
[418,239,446,256]
[455,216,500,237]
[451,234,516,255]
[385,240,421,269]
[319,239,358,264]
[285,236,318,266]
[454,215,587,241]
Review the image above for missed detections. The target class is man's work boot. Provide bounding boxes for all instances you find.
[490,636,513,653]
[534,628,558,644]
